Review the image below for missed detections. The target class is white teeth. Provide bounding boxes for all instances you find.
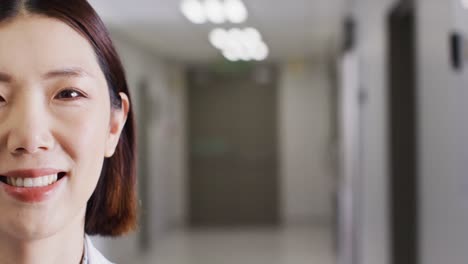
[16,178,23,187]
[32,177,41,187]
[23,178,33,187]
[6,174,60,188]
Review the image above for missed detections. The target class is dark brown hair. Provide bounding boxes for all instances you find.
[0,0,137,236]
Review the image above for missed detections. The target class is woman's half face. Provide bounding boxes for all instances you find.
[0,14,127,241]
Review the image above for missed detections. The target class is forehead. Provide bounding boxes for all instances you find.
[0,15,103,82]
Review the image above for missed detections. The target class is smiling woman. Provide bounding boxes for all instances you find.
[0,1,136,264]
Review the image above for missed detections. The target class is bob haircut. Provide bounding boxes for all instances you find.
[0,0,137,236]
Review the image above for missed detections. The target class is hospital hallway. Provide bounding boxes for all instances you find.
[88,0,468,264]
[135,226,334,264]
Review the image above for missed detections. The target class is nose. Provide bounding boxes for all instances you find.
[6,98,54,155]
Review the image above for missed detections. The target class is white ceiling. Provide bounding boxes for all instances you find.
[88,0,345,62]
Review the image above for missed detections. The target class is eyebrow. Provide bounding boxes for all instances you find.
[0,66,94,83]
[43,67,94,80]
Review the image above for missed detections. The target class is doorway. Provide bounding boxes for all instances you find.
[388,2,419,264]
[187,65,279,226]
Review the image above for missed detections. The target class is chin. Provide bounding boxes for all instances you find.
[0,197,87,242]
[0,207,69,242]
[3,220,62,242]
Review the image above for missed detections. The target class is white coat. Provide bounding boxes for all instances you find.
[82,235,114,264]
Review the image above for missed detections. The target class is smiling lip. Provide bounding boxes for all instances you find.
[0,168,67,203]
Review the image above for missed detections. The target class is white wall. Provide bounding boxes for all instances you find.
[418,0,468,263]
[91,32,187,263]
[353,0,394,263]
[337,51,361,264]
[279,58,335,225]
[164,64,188,228]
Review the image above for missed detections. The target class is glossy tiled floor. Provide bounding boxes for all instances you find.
[138,226,335,264]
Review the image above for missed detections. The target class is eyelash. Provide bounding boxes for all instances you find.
[0,88,86,105]
[55,88,87,100]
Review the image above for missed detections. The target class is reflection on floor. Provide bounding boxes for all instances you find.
[138,225,335,264]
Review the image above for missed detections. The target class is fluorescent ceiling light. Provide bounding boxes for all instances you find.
[209,28,228,49]
[204,0,226,24]
[252,42,269,61]
[181,0,248,24]
[224,0,248,23]
[222,50,240,61]
[209,27,269,61]
[180,0,207,24]
[243,27,261,43]
[228,28,243,42]
[223,30,244,59]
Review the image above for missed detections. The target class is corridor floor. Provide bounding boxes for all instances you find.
[138,225,335,264]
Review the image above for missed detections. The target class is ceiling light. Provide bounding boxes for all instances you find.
[237,28,260,54]
[180,0,207,24]
[225,40,251,61]
[243,27,261,43]
[223,30,245,59]
[238,48,252,61]
[222,50,240,61]
[204,0,226,24]
[252,42,269,61]
[224,0,248,23]
[228,28,243,41]
[180,0,249,25]
[209,28,229,49]
[209,27,269,61]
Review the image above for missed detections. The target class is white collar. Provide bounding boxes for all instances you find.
[82,235,114,264]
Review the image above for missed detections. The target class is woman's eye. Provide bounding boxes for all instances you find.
[55,89,86,100]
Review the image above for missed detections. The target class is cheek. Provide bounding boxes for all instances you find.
[56,106,110,169]
[55,107,111,199]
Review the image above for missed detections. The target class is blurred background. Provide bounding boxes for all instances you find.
[87,0,468,263]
